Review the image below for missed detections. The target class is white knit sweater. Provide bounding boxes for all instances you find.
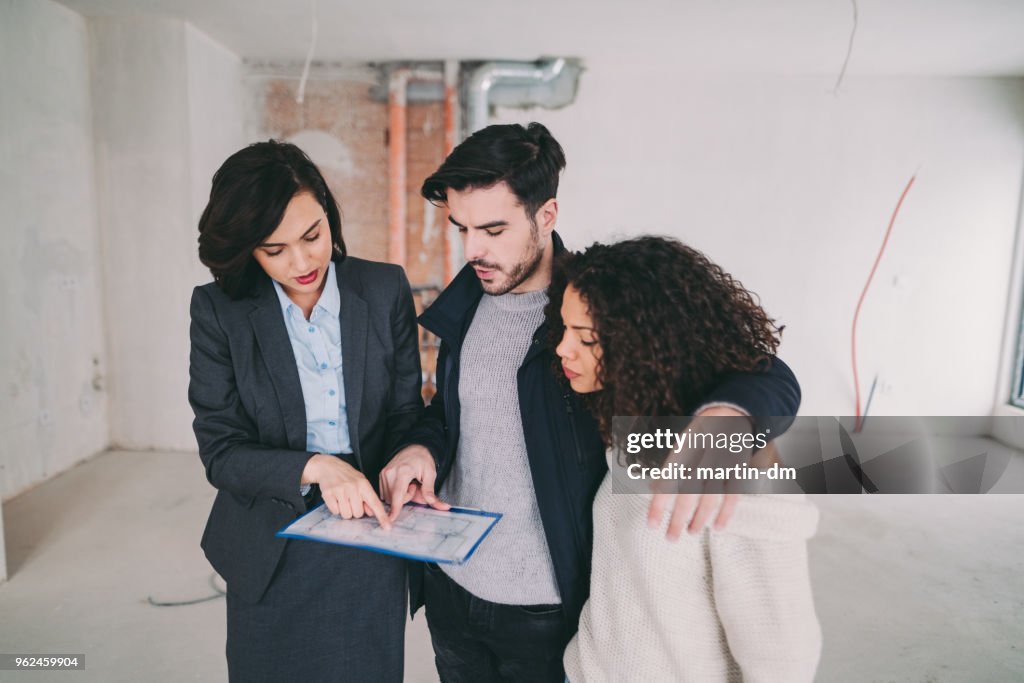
[564,456,822,683]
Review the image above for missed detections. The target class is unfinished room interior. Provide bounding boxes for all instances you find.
[2,0,1023,681]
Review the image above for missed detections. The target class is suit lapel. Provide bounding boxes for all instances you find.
[337,261,368,464]
[248,278,307,451]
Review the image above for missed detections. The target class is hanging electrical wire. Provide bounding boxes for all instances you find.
[146,573,226,608]
[851,174,916,433]
[833,0,859,94]
[296,0,319,104]
[860,374,878,430]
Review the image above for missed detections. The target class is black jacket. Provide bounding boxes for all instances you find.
[188,257,422,604]
[396,232,801,627]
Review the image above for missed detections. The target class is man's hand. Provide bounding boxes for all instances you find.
[648,491,739,541]
[647,406,751,540]
[379,445,451,521]
[302,453,391,530]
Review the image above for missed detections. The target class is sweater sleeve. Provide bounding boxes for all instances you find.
[709,496,823,683]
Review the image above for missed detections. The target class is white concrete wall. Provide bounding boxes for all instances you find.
[0,0,109,501]
[186,24,246,229]
[91,18,243,451]
[499,74,1024,418]
[4,4,1020,473]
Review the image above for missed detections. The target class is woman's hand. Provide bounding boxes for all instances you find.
[302,454,392,530]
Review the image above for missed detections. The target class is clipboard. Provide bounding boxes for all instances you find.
[276,502,502,565]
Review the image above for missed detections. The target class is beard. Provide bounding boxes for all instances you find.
[474,226,545,296]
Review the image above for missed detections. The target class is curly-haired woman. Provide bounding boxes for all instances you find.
[549,236,821,682]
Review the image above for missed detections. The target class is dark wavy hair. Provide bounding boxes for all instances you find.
[546,236,782,447]
[197,140,346,299]
[421,122,566,219]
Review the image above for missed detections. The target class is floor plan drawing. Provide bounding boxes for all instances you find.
[278,503,501,564]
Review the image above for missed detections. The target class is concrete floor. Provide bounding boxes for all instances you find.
[1,450,1022,682]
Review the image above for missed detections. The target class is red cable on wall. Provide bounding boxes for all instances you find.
[852,174,916,432]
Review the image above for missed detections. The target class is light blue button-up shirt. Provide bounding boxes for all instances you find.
[272,261,353,461]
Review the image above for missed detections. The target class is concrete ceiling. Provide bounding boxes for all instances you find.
[57,0,1024,76]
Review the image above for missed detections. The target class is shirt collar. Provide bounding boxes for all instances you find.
[271,260,340,320]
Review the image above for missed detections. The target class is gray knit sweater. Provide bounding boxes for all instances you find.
[439,289,561,605]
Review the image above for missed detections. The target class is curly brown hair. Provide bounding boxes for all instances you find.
[546,236,782,447]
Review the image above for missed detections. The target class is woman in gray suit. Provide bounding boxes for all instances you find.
[188,140,421,682]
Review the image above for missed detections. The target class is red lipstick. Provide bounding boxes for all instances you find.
[296,269,318,285]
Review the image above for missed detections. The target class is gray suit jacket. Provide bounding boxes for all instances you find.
[188,256,422,603]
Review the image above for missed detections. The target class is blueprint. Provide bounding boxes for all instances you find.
[277,503,501,564]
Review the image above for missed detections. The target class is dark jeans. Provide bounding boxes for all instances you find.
[422,562,572,683]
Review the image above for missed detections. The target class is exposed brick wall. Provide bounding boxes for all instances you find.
[255,78,392,262]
